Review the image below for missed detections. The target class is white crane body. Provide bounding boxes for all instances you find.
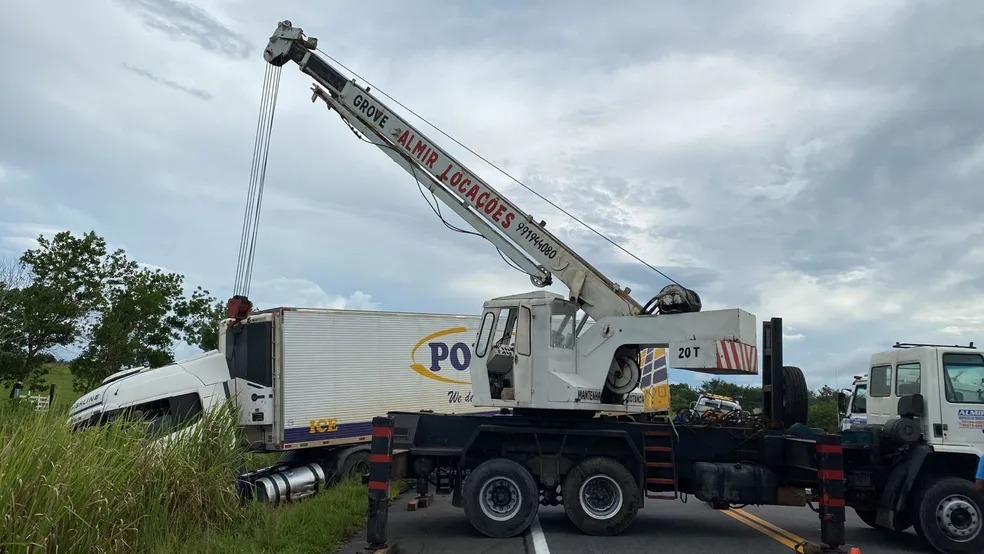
[259,21,759,413]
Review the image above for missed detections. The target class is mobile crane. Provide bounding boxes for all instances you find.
[227,20,984,554]
[252,21,760,416]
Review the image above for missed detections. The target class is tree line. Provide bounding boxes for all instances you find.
[0,230,224,394]
[669,378,841,432]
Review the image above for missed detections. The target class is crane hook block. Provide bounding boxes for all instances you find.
[226,295,253,322]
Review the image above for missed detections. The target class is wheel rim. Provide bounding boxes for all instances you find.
[578,474,623,520]
[349,459,369,478]
[479,476,522,522]
[936,494,982,542]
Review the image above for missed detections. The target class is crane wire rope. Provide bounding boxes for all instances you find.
[234,63,282,298]
[315,47,685,290]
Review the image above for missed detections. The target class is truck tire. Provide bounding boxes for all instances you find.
[782,366,809,427]
[339,451,370,481]
[462,458,539,538]
[561,457,641,536]
[914,477,984,553]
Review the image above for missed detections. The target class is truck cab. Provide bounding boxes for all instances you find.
[839,375,867,431]
[861,342,984,454]
[67,349,231,436]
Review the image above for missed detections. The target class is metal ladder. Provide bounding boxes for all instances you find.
[643,429,679,500]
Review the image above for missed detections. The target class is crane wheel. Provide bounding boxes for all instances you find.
[561,457,641,536]
[462,458,539,539]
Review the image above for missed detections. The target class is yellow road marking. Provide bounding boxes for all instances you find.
[720,507,809,550]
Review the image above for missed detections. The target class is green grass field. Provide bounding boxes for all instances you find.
[0,370,403,553]
[2,362,80,412]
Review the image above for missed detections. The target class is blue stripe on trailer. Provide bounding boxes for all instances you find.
[283,411,503,444]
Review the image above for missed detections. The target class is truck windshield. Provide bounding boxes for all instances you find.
[942,353,984,404]
[850,384,867,413]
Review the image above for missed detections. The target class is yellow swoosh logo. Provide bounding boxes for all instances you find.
[410,327,471,385]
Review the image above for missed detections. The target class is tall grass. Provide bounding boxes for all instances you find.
[1,399,247,552]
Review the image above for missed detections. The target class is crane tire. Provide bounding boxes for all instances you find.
[782,365,809,427]
[914,477,984,554]
[562,456,641,536]
[462,458,539,538]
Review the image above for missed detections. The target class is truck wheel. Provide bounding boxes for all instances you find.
[462,458,539,538]
[915,477,984,553]
[340,451,370,481]
[562,457,641,536]
[782,366,809,427]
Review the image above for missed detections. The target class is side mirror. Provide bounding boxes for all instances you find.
[837,391,848,415]
[689,402,696,409]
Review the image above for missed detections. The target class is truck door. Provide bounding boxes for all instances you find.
[512,301,534,403]
[842,381,867,430]
[937,350,984,446]
[867,364,894,425]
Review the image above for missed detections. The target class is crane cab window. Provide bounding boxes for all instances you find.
[475,312,495,357]
[895,362,921,396]
[869,365,892,397]
[550,301,577,350]
[942,352,984,404]
[517,306,532,356]
[475,308,516,358]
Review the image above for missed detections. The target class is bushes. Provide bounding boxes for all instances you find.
[0,400,247,552]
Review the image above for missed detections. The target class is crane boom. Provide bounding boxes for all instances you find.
[263,20,654,322]
[251,20,755,414]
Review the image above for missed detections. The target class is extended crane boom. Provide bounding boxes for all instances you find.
[255,20,757,412]
[262,20,698,323]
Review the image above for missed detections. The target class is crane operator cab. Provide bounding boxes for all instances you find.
[467,286,759,414]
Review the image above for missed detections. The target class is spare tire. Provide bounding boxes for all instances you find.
[782,365,809,427]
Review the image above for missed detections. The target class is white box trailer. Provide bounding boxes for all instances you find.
[222,306,493,453]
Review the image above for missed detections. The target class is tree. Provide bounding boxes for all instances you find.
[0,258,28,347]
[0,230,224,391]
[176,293,226,352]
[70,258,224,392]
[0,232,109,386]
[808,400,840,433]
[669,382,698,412]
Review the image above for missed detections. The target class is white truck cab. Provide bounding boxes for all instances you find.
[839,375,868,431]
[68,349,230,434]
[839,342,984,455]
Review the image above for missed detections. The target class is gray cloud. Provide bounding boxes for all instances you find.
[116,0,252,59]
[2,1,984,392]
[122,63,213,100]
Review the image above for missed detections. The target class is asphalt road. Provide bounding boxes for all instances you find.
[337,492,943,554]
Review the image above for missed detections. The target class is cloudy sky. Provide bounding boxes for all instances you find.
[2,0,983,391]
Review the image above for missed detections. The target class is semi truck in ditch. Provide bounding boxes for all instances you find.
[68,305,671,503]
[68,307,488,501]
[224,20,984,552]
